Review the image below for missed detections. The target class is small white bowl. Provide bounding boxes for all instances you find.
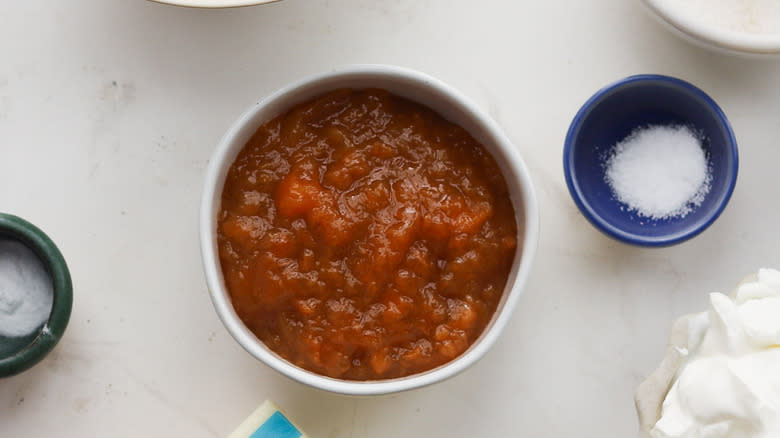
[640,0,780,55]
[149,0,280,8]
[635,313,694,438]
[200,65,539,396]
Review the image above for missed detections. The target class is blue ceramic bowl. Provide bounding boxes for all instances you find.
[563,75,738,247]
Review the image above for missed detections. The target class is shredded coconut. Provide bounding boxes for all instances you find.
[0,239,53,337]
[658,0,780,35]
[604,124,712,220]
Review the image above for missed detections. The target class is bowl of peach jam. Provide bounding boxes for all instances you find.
[200,65,539,395]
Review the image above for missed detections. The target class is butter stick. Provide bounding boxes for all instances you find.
[228,400,308,438]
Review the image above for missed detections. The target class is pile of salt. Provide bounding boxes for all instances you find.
[0,239,53,338]
[604,124,712,220]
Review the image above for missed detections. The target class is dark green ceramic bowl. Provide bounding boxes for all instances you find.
[0,213,72,377]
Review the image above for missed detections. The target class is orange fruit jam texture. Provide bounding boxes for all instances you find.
[218,88,519,380]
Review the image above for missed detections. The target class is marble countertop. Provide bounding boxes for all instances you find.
[2,1,778,436]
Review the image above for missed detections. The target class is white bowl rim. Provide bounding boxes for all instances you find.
[148,0,280,8]
[199,64,539,396]
[641,0,780,54]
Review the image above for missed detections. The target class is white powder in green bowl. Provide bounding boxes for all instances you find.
[0,239,53,338]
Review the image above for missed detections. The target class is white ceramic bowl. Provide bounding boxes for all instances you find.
[640,0,780,55]
[149,0,280,8]
[200,65,539,395]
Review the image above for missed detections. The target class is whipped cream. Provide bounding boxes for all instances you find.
[651,269,780,438]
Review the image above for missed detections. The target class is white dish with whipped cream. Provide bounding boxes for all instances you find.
[636,269,780,438]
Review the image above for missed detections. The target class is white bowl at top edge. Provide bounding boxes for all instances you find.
[199,65,540,396]
[640,0,780,55]
[148,0,281,8]
[634,274,757,437]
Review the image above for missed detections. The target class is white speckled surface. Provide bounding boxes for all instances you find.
[1,1,779,436]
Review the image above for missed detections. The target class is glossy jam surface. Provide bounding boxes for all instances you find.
[218,89,519,380]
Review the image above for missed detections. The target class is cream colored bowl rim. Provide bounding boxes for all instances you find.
[149,0,280,8]
[199,64,539,396]
[641,0,780,54]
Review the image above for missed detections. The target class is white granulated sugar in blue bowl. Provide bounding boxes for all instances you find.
[604,124,712,220]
